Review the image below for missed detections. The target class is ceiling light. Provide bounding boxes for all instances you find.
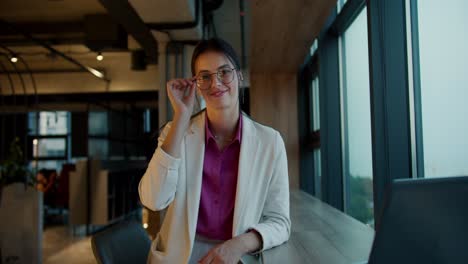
[10,56,18,63]
[86,67,105,79]
[96,52,104,61]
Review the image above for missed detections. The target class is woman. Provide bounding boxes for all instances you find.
[139,38,290,264]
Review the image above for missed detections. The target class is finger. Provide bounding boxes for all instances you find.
[212,257,223,264]
[173,78,193,89]
[188,83,196,99]
[166,85,175,99]
[168,79,180,87]
[167,83,179,98]
[182,79,193,91]
[186,79,194,89]
[198,249,216,264]
[176,79,186,87]
[190,78,197,87]
[166,89,177,109]
[172,80,184,90]
[198,253,210,264]
[171,79,186,89]
[167,81,177,91]
[191,79,198,91]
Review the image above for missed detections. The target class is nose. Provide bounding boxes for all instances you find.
[210,74,222,89]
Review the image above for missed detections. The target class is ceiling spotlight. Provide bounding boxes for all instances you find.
[96,52,104,61]
[10,55,18,63]
[86,67,105,79]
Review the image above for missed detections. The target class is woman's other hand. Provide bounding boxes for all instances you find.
[167,78,196,117]
[198,238,245,264]
[198,230,261,264]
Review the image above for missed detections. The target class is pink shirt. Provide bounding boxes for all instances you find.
[196,115,242,240]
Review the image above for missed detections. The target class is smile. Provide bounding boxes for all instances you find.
[210,90,228,97]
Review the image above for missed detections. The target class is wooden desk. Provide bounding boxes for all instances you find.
[261,190,374,264]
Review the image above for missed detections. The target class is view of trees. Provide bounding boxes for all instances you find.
[348,175,374,226]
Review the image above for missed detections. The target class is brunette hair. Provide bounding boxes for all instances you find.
[191,38,241,76]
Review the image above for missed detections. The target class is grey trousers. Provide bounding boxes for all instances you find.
[188,235,223,264]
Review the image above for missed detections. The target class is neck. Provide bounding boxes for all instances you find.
[206,103,240,139]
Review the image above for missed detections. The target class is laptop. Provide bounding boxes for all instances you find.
[365,176,468,264]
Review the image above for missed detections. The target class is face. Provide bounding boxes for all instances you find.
[194,51,241,111]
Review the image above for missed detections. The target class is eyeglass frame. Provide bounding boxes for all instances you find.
[194,67,239,90]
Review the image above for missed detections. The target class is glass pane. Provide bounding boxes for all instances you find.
[312,77,320,130]
[308,82,314,132]
[28,111,69,135]
[417,0,468,178]
[109,141,125,159]
[33,160,68,170]
[33,138,66,158]
[88,139,108,158]
[314,149,322,199]
[309,77,320,133]
[89,112,108,136]
[28,112,37,135]
[144,109,151,133]
[311,77,321,199]
[342,7,374,225]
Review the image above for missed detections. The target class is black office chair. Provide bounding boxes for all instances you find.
[91,220,151,264]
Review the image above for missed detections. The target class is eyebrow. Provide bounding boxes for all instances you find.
[198,64,231,74]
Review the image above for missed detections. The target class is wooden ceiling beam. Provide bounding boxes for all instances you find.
[97,0,158,64]
[250,0,336,73]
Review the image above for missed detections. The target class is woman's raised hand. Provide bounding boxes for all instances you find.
[166,78,196,117]
[162,78,197,157]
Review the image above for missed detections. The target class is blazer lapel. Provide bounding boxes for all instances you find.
[233,115,259,236]
[185,112,206,243]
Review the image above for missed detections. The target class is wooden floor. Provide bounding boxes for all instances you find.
[261,190,374,264]
[43,225,95,264]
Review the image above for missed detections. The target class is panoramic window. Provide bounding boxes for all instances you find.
[413,0,468,178]
[340,7,374,225]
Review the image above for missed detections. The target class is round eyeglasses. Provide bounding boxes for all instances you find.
[195,68,236,90]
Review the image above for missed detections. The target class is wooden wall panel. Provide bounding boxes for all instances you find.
[250,73,299,189]
[249,0,337,190]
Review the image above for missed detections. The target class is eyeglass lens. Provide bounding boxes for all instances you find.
[196,68,234,90]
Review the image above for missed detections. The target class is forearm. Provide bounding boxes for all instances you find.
[139,119,184,211]
[138,148,180,211]
[161,112,190,158]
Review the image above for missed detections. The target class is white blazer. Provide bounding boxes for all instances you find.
[139,110,291,264]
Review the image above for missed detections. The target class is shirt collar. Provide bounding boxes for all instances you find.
[205,113,242,144]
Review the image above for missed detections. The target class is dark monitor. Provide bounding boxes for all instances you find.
[368,176,468,264]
